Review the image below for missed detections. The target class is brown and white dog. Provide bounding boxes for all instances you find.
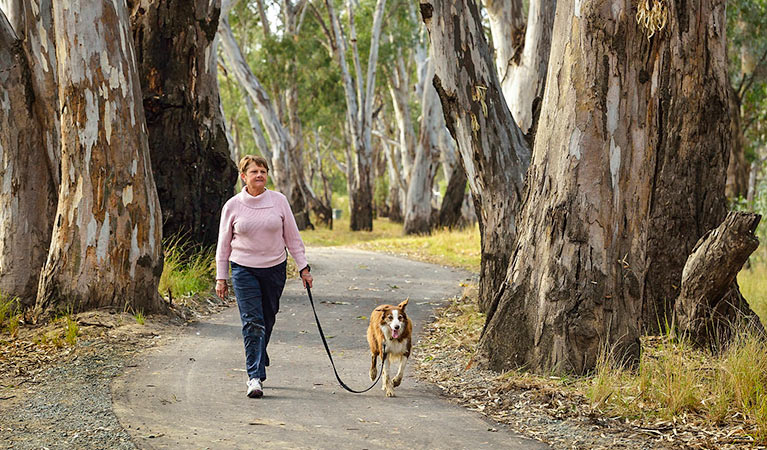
[367,299,412,397]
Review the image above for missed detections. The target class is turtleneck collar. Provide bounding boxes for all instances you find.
[238,186,273,209]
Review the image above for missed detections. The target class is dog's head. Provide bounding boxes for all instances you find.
[376,299,409,340]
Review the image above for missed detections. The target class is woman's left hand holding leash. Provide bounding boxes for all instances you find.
[301,269,313,289]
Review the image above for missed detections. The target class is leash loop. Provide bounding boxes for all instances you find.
[305,285,385,394]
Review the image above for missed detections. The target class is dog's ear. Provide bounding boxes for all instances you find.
[397,298,409,311]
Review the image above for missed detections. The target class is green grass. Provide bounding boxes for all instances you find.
[134,310,145,325]
[740,262,767,325]
[0,292,21,336]
[158,236,215,299]
[63,315,79,346]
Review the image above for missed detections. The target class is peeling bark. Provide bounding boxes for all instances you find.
[36,0,164,316]
[0,11,56,306]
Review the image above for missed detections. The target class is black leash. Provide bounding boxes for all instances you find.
[305,285,385,393]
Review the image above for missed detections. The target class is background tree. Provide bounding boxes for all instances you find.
[36,0,164,316]
[317,0,387,231]
[726,0,767,202]
[485,0,556,140]
[130,0,238,247]
[421,0,531,313]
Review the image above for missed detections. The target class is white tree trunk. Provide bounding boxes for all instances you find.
[0,11,57,306]
[324,0,385,230]
[36,0,164,316]
[486,0,556,136]
[218,18,291,195]
[244,95,272,161]
[485,0,524,89]
[404,59,442,234]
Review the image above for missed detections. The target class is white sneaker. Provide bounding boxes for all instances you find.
[246,378,263,398]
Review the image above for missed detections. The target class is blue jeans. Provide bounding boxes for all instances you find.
[230,260,287,381]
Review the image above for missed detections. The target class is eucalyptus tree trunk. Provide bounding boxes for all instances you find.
[323,0,386,231]
[421,0,531,313]
[487,0,556,137]
[437,122,465,229]
[476,0,733,374]
[404,61,442,235]
[19,0,60,190]
[244,95,271,160]
[0,11,56,306]
[383,139,406,222]
[282,0,315,230]
[438,167,467,229]
[218,18,291,196]
[388,54,416,183]
[130,0,237,247]
[36,0,164,317]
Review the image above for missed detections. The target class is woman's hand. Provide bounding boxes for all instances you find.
[301,270,313,289]
[216,279,228,299]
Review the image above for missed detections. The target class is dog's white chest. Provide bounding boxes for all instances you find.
[384,337,408,357]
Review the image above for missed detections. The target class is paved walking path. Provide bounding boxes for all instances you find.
[113,248,549,449]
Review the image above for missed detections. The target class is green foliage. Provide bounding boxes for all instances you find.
[727,0,767,157]
[134,310,146,326]
[158,236,215,299]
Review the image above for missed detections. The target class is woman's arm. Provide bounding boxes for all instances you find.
[215,201,235,281]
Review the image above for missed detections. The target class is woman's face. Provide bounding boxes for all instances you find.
[241,162,268,194]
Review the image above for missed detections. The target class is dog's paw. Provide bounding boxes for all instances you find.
[392,377,402,387]
[369,368,377,381]
[385,389,396,397]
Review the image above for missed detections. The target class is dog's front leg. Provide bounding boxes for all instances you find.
[382,356,395,397]
[369,353,378,381]
[392,356,408,387]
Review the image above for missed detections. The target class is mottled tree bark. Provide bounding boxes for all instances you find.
[421,0,531,313]
[130,0,237,247]
[36,0,164,316]
[20,0,60,190]
[477,0,734,374]
[0,11,56,306]
[675,212,763,349]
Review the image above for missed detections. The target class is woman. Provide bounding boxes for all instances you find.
[215,155,313,398]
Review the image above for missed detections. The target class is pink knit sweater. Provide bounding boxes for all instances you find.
[215,188,308,280]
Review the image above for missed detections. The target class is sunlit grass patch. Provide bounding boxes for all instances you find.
[739,261,767,326]
[159,236,215,299]
[0,292,22,337]
[358,225,480,272]
[301,217,403,246]
[301,218,481,272]
[63,315,79,346]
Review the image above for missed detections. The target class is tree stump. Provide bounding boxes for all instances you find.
[675,211,763,349]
